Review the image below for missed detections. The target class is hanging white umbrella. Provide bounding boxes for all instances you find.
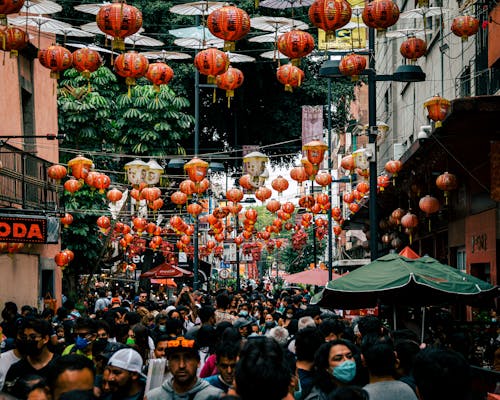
[169,26,217,41]
[385,28,426,38]
[169,1,225,16]
[65,42,118,55]
[9,15,72,31]
[227,52,255,63]
[74,2,111,15]
[141,50,192,60]
[259,0,315,10]
[40,25,95,38]
[248,32,283,43]
[260,49,288,59]
[174,37,224,49]
[400,6,450,19]
[21,0,62,15]
[341,20,367,30]
[250,16,308,32]
[124,33,164,47]
[80,21,145,35]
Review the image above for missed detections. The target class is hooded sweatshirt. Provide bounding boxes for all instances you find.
[146,376,224,400]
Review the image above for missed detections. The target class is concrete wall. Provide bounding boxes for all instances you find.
[0,253,39,311]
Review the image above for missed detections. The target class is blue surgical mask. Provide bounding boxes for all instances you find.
[239,310,248,317]
[293,378,302,400]
[332,360,356,383]
[74,335,90,350]
[158,325,166,332]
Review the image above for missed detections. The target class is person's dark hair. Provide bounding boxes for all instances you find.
[164,318,184,336]
[356,316,382,337]
[21,305,34,315]
[362,341,396,377]
[235,336,291,400]
[198,305,216,323]
[286,318,298,336]
[10,374,45,399]
[98,290,106,298]
[125,312,141,326]
[41,309,54,320]
[2,302,18,319]
[56,307,68,320]
[154,334,171,346]
[327,386,369,400]
[413,348,470,400]
[96,319,111,334]
[59,389,97,400]
[215,340,240,362]
[131,323,151,362]
[319,318,347,339]
[196,325,217,350]
[394,339,420,377]
[46,354,95,391]
[304,305,321,319]
[294,326,324,362]
[24,318,52,338]
[73,318,97,334]
[63,300,75,311]
[216,293,231,310]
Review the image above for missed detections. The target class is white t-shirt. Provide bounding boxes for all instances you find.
[0,350,21,390]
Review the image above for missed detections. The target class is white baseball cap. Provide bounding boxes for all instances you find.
[107,348,145,377]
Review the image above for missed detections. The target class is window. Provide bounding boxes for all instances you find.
[456,247,466,272]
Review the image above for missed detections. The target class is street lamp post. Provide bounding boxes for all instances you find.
[319,31,425,262]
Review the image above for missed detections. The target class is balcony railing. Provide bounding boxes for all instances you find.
[0,143,59,211]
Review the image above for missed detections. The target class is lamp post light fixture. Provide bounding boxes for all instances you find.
[320,30,426,262]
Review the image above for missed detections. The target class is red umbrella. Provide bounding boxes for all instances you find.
[283,268,342,286]
[139,263,193,279]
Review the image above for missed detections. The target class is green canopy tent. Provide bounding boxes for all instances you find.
[311,253,498,310]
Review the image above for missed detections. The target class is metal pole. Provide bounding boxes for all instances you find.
[368,26,378,261]
[327,78,333,281]
[311,181,317,269]
[193,14,200,290]
[235,214,240,292]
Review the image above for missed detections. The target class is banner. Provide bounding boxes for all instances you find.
[301,105,324,148]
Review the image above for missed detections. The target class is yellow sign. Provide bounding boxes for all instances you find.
[317,0,367,51]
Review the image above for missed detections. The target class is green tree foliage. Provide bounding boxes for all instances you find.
[279,227,327,274]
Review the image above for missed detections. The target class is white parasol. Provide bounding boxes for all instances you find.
[80,21,145,35]
[248,32,283,43]
[259,0,315,10]
[9,15,72,31]
[260,49,288,59]
[169,26,217,40]
[65,42,118,55]
[73,2,111,15]
[385,28,426,38]
[174,36,224,49]
[400,6,451,19]
[21,0,62,15]
[228,52,255,63]
[250,16,309,32]
[169,1,225,16]
[123,33,164,47]
[141,50,192,60]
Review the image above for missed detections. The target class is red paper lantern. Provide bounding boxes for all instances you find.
[308,0,352,39]
[97,216,111,233]
[179,180,195,196]
[356,181,369,194]
[239,174,254,191]
[187,203,203,217]
[171,191,188,206]
[68,155,93,181]
[419,195,440,216]
[332,206,341,220]
[424,95,451,127]
[384,160,402,185]
[94,174,111,193]
[451,15,479,41]
[184,158,209,183]
[55,251,69,268]
[377,175,390,191]
[271,175,289,194]
[277,30,315,65]
[38,45,72,79]
[255,187,272,203]
[436,171,457,204]
[114,51,149,93]
[64,178,82,194]
[207,5,251,51]
[362,0,400,31]
[400,37,427,62]
[339,53,367,80]
[299,195,315,209]
[226,188,244,203]
[133,217,148,235]
[266,199,281,213]
[290,166,308,185]
[0,0,25,23]
[194,48,229,83]
[276,64,305,92]
[216,66,244,107]
[107,188,123,203]
[96,2,143,50]
[47,164,67,182]
[340,154,355,172]
[146,62,174,92]
[401,212,419,243]
[0,26,28,57]
[282,202,295,214]
[315,171,332,187]
[391,207,405,224]
[343,192,354,204]
[72,48,102,79]
[333,225,342,236]
[61,213,73,228]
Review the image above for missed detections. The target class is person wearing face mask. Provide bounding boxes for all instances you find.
[4,318,60,394]
[303,340,361,400]
[62,318,98,359]
[260,313,277,335]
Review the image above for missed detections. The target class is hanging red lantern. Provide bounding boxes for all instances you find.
[179,180,195,196]
[68,155,93,181]
[171,191,188,206]
[61,213,73,228]
[299,195,315,209]
[213,206,229,219]
[0,0,25,24]
[315,171,332,187]
[271,175,289,195]
[94,174,111,194]
[419,195,440,216]
[362,0,400,31]
[239,174,254,191]
[343,192,354,204]
[400,37,427,62]
[401,212,419,244]
[184,158,209,183]
[308,0,352,40]
[290,166,308,186]
[216,66,244,107]
[47,164,67,182]
[451,15,479,41]
[384,159,402,185]
[356,181,369,194]
[193,178,210,194]
[64,178,82,194]
[106,188,123,204]
[0,26,28,57]
[377,175,390,191]
[114,51,149,95]
[141,187,161,202]
[436,172,457,205]
[38,45,73,79]
[72,48,102,80]
[194,48,229,83]
[245,209,258,221]
[226,188,244,203]
[132,217,147,235]
[277,30,315,66]
[266,199,281,213]
[333,225,342,236]
[96,2,143,50]
[349,203,360,214]
[145,62,174,92]
[85,171,100,188]
[339,53,367,80]
[207,5,250,51]
[424,95,451,127]
[282,202,295,214]
[332,206,342,220]
[63,249,74,263]
[97,216,111,233]
[255,187,272,203]
[391,207,405,224]
[55,251,69,269]
[340,154,355,173]
[276,64,305,92]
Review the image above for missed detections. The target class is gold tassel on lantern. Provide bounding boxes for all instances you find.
[226,89,234,108]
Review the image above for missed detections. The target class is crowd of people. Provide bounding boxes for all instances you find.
[0,283,499,400]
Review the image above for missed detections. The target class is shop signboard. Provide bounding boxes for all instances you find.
[0,214,48,243]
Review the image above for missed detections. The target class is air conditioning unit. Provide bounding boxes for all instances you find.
[393,143,406,160]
